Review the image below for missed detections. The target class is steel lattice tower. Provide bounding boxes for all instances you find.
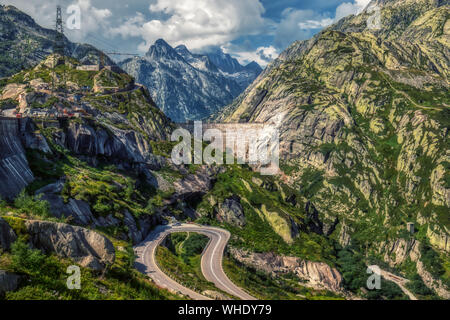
[54,5,65,55]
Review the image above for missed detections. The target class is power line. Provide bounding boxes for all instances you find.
[52,5,66,94]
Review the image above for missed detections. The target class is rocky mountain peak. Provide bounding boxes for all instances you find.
[121,39,262,122]
[146,39,183,61]
[174,44,190,56]
[245,61,263,73]
[206,48,246,74]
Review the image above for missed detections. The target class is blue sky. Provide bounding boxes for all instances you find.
[0,0,371,66]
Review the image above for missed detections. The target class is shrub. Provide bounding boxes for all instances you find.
[11,239,45,274]
[0,196,8,214]
[181,233,209,263]
[14,191,50,218]
[407,274,435,296]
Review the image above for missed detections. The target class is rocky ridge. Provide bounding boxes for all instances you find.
[217,0,449,297]
[119,39,261,122]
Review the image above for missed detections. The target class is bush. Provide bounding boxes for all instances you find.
[180,233,209,263]
[365,279,406,300]
[337,249,366,292]
[407,274,434,296]
[420,243,445,279]
[0,197,8,213]
[14,190,50,218]
[11,239,46,274]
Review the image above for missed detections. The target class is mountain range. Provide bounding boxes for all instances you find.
[119,39,262,122]
[0,0,449,301]
[218,0,449,297]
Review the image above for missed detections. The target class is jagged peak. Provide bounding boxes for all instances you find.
[145,39,183,61]
[244,61,263,73]
[174,44,193,58]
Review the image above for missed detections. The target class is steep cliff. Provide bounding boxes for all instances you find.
[0,118,34,200]
[217,0,449,296]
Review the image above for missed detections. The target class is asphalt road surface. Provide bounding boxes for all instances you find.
[134,223,256,300]
[379,268,417,300]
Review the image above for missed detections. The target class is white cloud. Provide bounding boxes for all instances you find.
[335,0,371,21]
[112,0,267,52]
[0,0,113,42]
[223,45,279,67]
[298,18,334,30]
[69,0,112,41]
[274,0,372,49]
[274,8,333,48]
[110,12,146,38]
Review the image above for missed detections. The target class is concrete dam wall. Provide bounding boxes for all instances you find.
[0,117,34,200]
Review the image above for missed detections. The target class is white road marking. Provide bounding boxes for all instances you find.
[134,224,255,300]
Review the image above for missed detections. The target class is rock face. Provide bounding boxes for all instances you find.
[218,0,449,264]
[230,248,344,294]
[216,196,246,227]
[25,220,115,271]
[381,239,421,267]
[379,238,450,299]
[119,39,261,122]
[416,259,450,300]
[0,217,17,251]
[0,270,20,295]
[204,48,263,91]
[66,122,157,167]
[0,118,34,200]
[173,166,218,201]
[0,5,117,77]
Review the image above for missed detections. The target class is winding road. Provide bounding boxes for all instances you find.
[378,268,417,300]
[134,223,256,300]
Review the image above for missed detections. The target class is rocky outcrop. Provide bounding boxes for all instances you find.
[35,180,96,226]
[0,118,34,200]
[216,196,246,227]
[122,209,161,245]
[416,259,450,300]
[34,179,161,244]
[0,217,17,251]
[381,239,421,267]
[0,270,20,295]
[256,204,298,244]
[173,166,218,201]
[380,238,450,299]
[25,220,115,271]
[230,248,344,294]
[427,227,449,253]
[66,122,156,166]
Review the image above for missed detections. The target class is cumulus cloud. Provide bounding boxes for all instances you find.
[273,0,371,50]
[110,12,146,38]
[0,0,113,42]
[111,0,267,52]
[335,0,371,21]
[69,0,113,41]
[222,44,279,67]
[274,8,333,48]
[0,0,374,67]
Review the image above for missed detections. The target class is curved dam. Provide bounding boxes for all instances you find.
[0,117,34,200]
